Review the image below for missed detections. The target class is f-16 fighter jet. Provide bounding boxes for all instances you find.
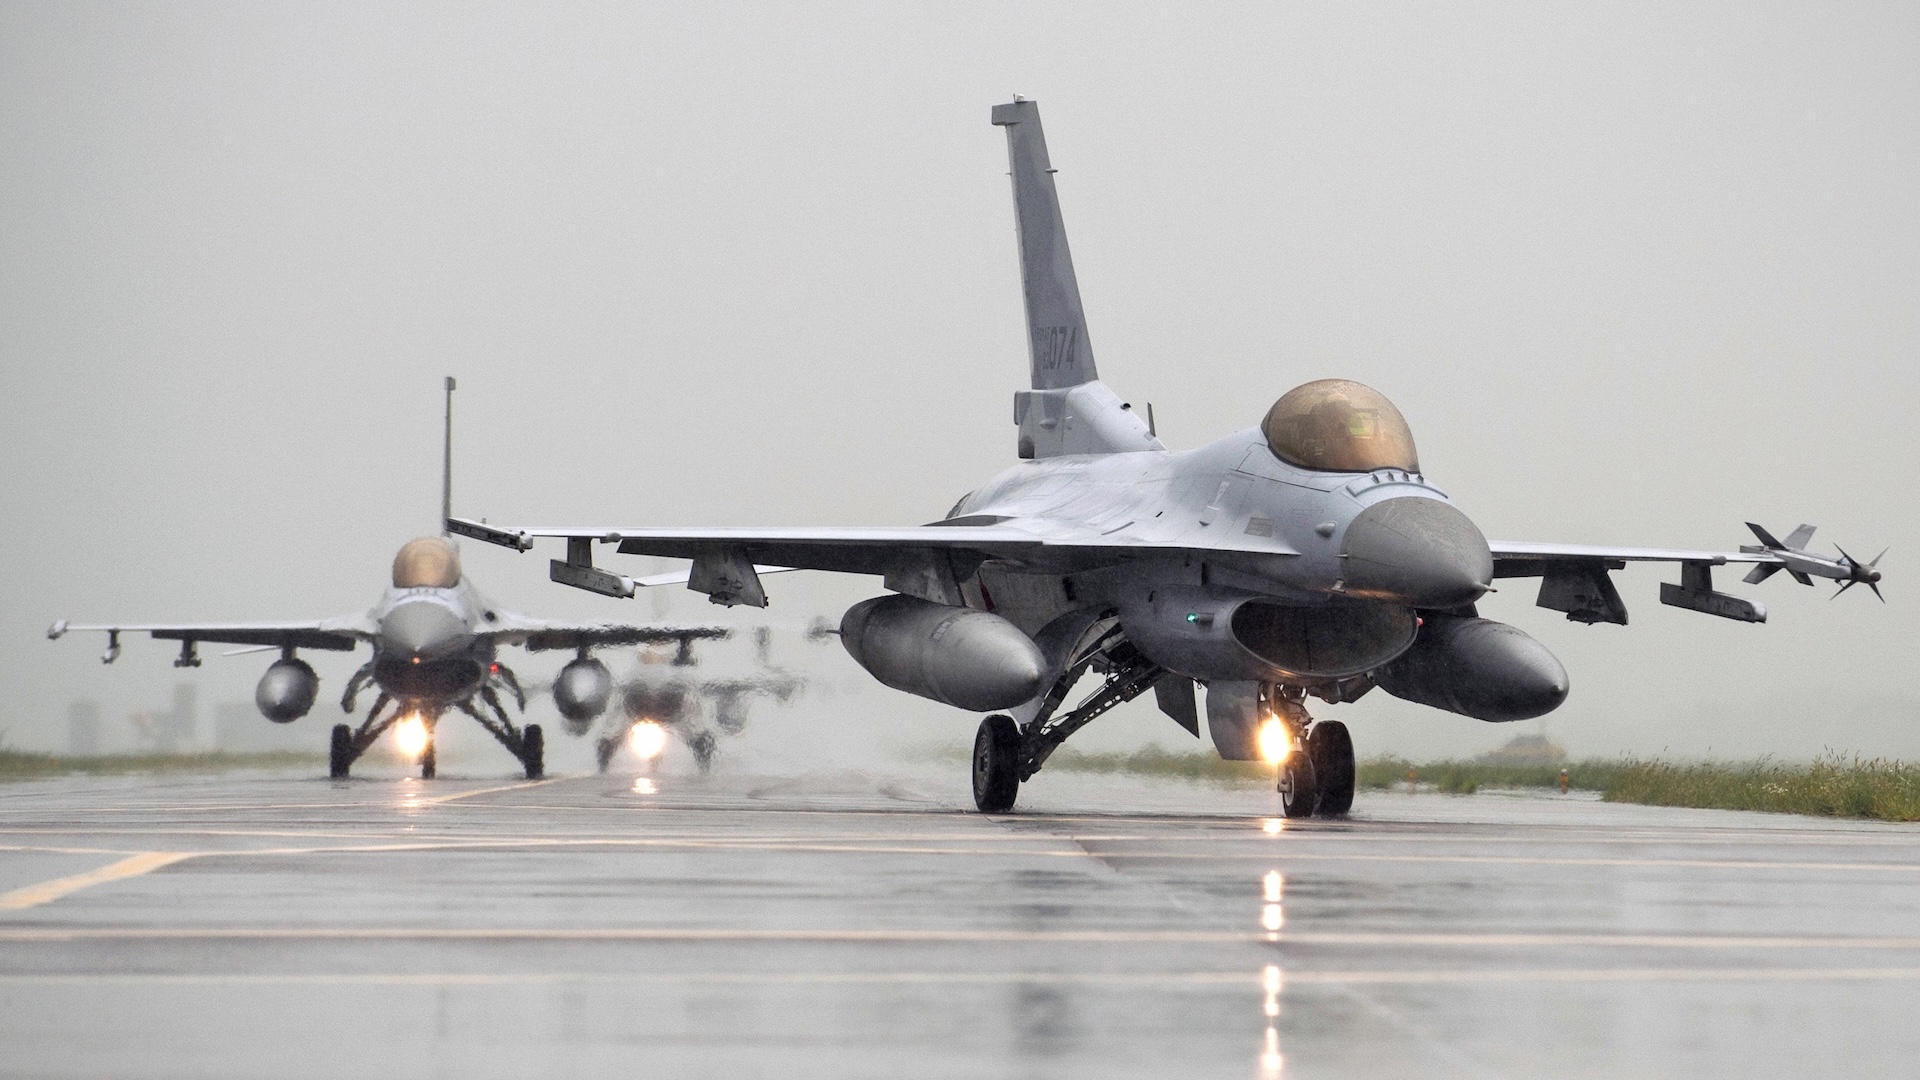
[50,379,727,780]
[451,100,1883,816]
[538,625,806,773]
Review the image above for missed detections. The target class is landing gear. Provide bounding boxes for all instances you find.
[421,731,437,780]
[329,724,353,779]
[327,694,405,779]
[972,714,1021,812]
[456,692,544,780]
[522,724,544,780]
[963,619,1166,814]
[1276,719,1355,818]
[1307,720,1355,816]
[1278,750,1317,818]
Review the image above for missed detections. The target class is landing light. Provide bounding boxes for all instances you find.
[1256,719,1290,763]
[394,716,429,758]
[629,720,668,760]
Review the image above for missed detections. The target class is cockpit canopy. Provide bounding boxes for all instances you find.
[392,536,462,589]
[1262,379,1420,473]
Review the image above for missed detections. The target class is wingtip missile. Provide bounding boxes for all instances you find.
[1749,524,1885,598]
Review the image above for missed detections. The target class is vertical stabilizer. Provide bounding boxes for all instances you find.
[993,99,1097,391]
[441,376,456,537]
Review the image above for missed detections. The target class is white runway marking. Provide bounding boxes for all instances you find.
[0,852,196,910]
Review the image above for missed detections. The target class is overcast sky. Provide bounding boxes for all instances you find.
[3,2,1915,767]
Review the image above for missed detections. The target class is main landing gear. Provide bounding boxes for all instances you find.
[330,692,408,779]
[328,691,543,780]
[972,714,1022,813]
[970,621,1166,813]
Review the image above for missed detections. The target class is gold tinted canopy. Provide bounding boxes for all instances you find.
[1262,379,1419,473]
[392,536,462,589]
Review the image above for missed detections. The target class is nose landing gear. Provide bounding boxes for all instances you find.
[1305,720,1355,816]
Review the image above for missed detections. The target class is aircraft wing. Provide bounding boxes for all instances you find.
[1490,541,1774,569]
[449,518,1293,569]
[450,519,1050,571]
[46,617,371,663]
[451,516,1787,627]
[502,624,733,653]
[449,515,1303,607]
[1487,540,1781,626]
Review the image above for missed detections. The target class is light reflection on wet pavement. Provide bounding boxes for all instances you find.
[0,768,1916,1077]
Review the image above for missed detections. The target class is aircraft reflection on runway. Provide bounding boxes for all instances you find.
[631,777,657,795]
[1263,870,1285,934]
[1259,823,1286,1078]
[1262,963,1284,1077]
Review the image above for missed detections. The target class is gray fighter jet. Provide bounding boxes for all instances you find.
[451,100,1883,815]
[50,378,727,780]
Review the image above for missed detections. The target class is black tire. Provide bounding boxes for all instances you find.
[1307,720,1356,816]
[972,714,1021,813]
[522,724,544,780]
[1278,749,1318,818]
[329,724,353,779]
[421,737,437,780]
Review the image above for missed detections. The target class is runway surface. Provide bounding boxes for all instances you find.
[0,764,1916,1079]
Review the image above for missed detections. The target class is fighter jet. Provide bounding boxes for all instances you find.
[537,625,807,773]
[49,378,728,780]
[450,99,1883,816]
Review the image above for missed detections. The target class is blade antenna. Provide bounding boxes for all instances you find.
[441,376,456,537]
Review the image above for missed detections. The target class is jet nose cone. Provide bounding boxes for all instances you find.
[381,601,469,659]
[1341,497,1494,609]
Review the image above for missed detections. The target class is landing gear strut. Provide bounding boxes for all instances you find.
[457,694,544,780]
[329,694,405,779]
[969,621,1165,813]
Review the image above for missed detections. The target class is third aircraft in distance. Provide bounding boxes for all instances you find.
[52,379,729,779]
[453,99,1884,815]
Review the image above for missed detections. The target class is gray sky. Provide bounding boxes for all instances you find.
[3,1,1916,765]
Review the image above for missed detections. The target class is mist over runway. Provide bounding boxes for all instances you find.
[0,768,1916,1077]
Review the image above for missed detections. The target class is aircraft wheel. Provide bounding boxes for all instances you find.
[972,714,1020,813]
[329,724,353,779]
[522,724,544,780]
[1278,749,1318,818]
[1307,721,1355,816]
[421,738,437,781]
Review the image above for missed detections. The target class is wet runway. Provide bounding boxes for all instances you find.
[1,766,1917,1078]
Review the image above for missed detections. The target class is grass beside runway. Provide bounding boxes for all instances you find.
[1039,748,1920,822]
[0,748,322,781]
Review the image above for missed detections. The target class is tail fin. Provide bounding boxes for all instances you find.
[993,99,1097,391]
[441,376,455,537]
[1783,523,1817,549]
